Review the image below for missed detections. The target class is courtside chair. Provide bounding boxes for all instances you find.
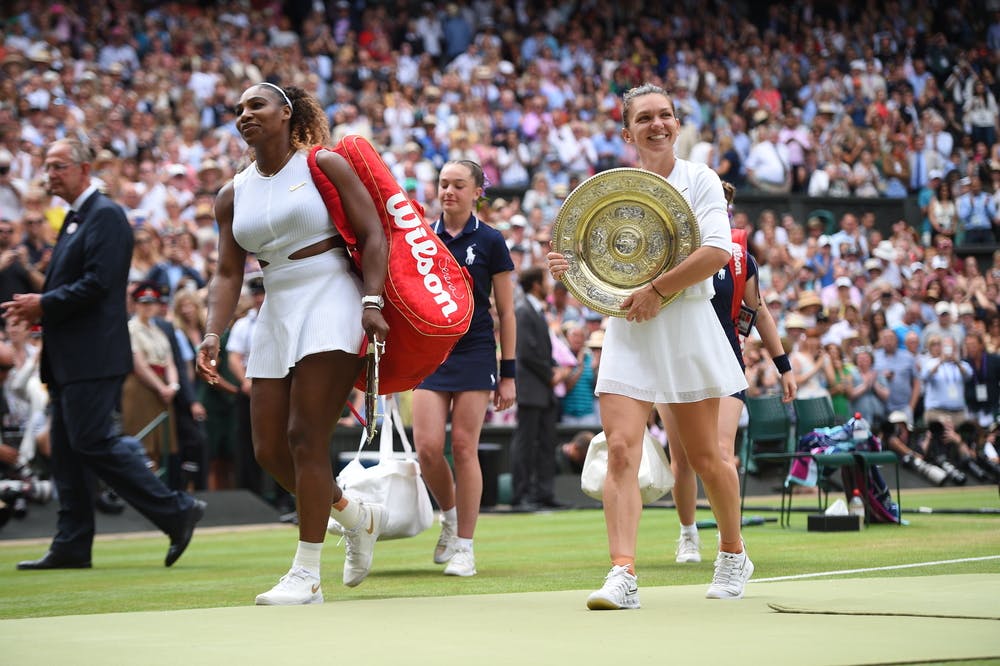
[792,395,838,441]
[740,394,792,515]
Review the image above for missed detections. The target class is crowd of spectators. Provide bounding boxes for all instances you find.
[0,0,999,504]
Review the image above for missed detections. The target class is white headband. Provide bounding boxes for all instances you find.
[258,82,293,110]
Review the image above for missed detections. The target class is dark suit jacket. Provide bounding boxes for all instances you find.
[40,190,134,387]
[514,299,554,408]
[964,351,1000,415]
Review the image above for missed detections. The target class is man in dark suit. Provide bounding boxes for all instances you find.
[510,266,561,509]
[963,331,1000,429]
[2,138,205,570]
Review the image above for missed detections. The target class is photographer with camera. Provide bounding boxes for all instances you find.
[881,412,948,485]
[921,335,972,425]
[0,339,53,531]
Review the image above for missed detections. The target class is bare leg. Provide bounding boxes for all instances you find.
[412,389,457,512]
[448,390,491,538]
[667,399,743,553]
[599,393,651,566]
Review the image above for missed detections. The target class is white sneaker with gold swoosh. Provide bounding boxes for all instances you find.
[342,502,387,587]
[254,566,323,605]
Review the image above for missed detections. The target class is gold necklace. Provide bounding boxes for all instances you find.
[255,148,295,178]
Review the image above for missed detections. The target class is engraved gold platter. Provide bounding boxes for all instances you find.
[551,168,700,317]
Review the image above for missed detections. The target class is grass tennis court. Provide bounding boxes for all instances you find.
[1,487,998,665]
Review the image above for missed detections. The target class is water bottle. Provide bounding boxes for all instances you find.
[851,412,871,447]
[849,488,866,526]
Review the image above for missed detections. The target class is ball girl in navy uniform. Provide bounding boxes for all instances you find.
[660,182,797,565]
[411,160,517,577]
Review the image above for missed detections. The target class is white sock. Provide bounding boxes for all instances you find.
[292,540,322,574]
[331,497,363,530]
[441,507,457,525]
[680,523,699,539]
[457,537,473,552]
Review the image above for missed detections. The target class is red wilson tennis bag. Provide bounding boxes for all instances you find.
[307,138,473,394]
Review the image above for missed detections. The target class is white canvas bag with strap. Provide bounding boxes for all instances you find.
[331,395,434,540]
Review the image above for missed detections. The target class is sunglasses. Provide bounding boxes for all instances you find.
[0,364,12,371]
[0,166,9,175]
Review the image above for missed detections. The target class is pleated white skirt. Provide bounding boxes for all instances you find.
[596,294,748,404]
[246,248,365,379]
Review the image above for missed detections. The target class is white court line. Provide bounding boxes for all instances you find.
[752,555,1000,583]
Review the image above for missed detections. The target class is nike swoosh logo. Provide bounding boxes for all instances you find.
[366,513,375,534]
[311,583,321,594]
[289,181,307,191]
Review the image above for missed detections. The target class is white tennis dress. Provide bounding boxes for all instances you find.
[232,151,365,378]
[595,159,749,404]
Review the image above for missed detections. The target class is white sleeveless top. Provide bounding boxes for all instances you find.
[232,151,337,265]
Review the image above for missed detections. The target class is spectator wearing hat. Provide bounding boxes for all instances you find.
[810,234,836,287]
[869,281,905,329]
[957,175,998,245]
[922,301,965,353]
[821,274,861,312]
[795,290,823,328]
[871,240,904,290]
[197,159,224,195]
[780,311,809,345]
[121,282,178,469]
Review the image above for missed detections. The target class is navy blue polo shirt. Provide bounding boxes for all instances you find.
[431,214,514,355]
[711,251,758,370]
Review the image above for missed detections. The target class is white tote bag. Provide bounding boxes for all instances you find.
[332,395,434,540]
[581,429,674,505]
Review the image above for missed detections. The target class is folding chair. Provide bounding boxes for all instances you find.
[739,394,791,515]
[793,396,838,441]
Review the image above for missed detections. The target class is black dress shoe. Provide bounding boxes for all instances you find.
[535,498,569,509]
[165,499,206,567]
[17,551,92,570]
[511,501,538,512]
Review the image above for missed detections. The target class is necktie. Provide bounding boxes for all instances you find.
[58,210,79,240]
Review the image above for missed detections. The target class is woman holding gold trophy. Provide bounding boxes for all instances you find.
[547,84,751,609]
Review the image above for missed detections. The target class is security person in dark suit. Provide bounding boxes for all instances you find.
[510,266,562,509]
[3,138,205,570]
[963,331,1000,428]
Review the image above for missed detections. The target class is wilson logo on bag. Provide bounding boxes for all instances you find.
[307,137,474,394]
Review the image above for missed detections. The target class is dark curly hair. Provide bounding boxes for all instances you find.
[245,83,331,162]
